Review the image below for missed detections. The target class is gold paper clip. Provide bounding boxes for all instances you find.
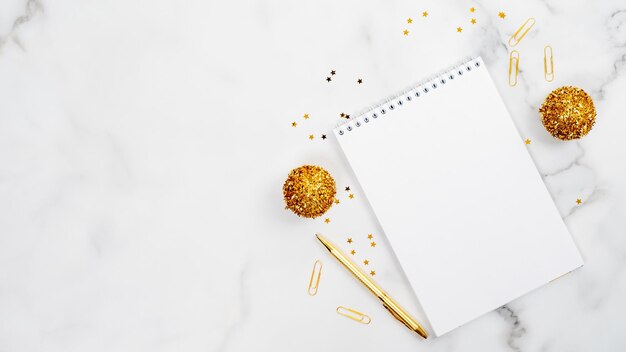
[508,50,520,86]
[307,260,323,296]
[508,17,535,47]
[544,45,554,82]
[336,306,371,324]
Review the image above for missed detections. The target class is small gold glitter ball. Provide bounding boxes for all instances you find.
[539,86,596,140]
[283,165,336,218]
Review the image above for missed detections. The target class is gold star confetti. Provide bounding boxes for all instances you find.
[349,193,354,199]
[457,27,463,33]
[525,138,531,145]
[345,186,350,192]
[470,7,475,13]
[303,113,309,119]
[576,198,582,205]
[370,270,376,276]
[325,218,330,223]
[357,78,363,84]
[334,198,340,204]
[363,259,369,265]
[340,112,346,118]
[471,18,477,24]
[351,250,356,255]
[499,12,506,19]
[291,121,297,127]
[309,134,314,140]
[367,234,373,240]
[407,18,413,24]
[347,238,353,244]
[422,11,428,17]
[370,242,376,247]
[403,29,409,36]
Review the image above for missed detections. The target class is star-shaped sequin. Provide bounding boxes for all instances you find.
[471,18,476,24]
[340,112,346,118]
[326,77,331,82]
[331,70,336,75]
[498,12,506,19]
[470,7,475,13]
[321,134,327,140]
[370,270,376,276]
[309,134,314,140]
[422,11,428,17]
[334,199,340,204]
[367,234,373,240]
[351,250,356,255]
[403,29,409,36]
[525,138,531,145]
[576,198,582,205]
[303,113,309,119]
[363,259,369,265]
[357,78,363,84]
[324,218,330,223]
[345,186,351,192]
[347,238,353,244]
[349,194,354,199]
[291,121,297,127]
[370,242,376,247]
[407,18,413,24]
[457,27,463,33]
[345,114,350,119]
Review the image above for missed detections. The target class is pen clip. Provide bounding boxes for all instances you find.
[382,301,412,330]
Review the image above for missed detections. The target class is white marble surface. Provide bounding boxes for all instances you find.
[1,0,626,351]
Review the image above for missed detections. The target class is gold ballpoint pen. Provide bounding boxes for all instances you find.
[316,234,428,339]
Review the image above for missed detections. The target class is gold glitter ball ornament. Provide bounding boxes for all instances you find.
[283,165,336,218]
[539,86,596,140]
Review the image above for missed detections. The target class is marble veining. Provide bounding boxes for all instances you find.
[1,0,626,351]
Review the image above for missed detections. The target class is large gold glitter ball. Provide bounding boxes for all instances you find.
[283,165,336,218]
[539,86,596,140]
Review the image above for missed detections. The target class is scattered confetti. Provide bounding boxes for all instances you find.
[347,238,353,244]
[340,113,346,118]
[370,242,376,247]
[321,134,327,140]
[351,250,356,255]
[471,18,477,25]
[403,29,409,36]
[363,259,369,265]
[367,234,373,240]
[357,78,363,84]
[325,218,330,223]
[345,186,351,192]
[407,18,413,24]
[525,138,531,145]
[349,194,354,199]
[303,113,309,119]
[309,134,315,140]
[334,199,340,204]
[457,27,463,33]
[345,114,350,119]
[576,198,582,205]
[370,270,376,276]
[422,11,428,17]
[331,70,336,75]
[470,7,475,13]
[292,121,297,127]
[499,12,506,19]
[326,77,331,82]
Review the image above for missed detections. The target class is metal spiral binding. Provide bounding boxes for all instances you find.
[335,57,481,137]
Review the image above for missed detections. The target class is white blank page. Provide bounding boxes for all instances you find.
[333,57,583,336]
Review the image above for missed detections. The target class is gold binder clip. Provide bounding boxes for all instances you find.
[336,306,371,324]
[508,50,520,87]
[307,260,323,296]
[508,17,535,47]
[544,45,554,82]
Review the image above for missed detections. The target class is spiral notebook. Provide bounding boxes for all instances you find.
[333,56,583,336]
